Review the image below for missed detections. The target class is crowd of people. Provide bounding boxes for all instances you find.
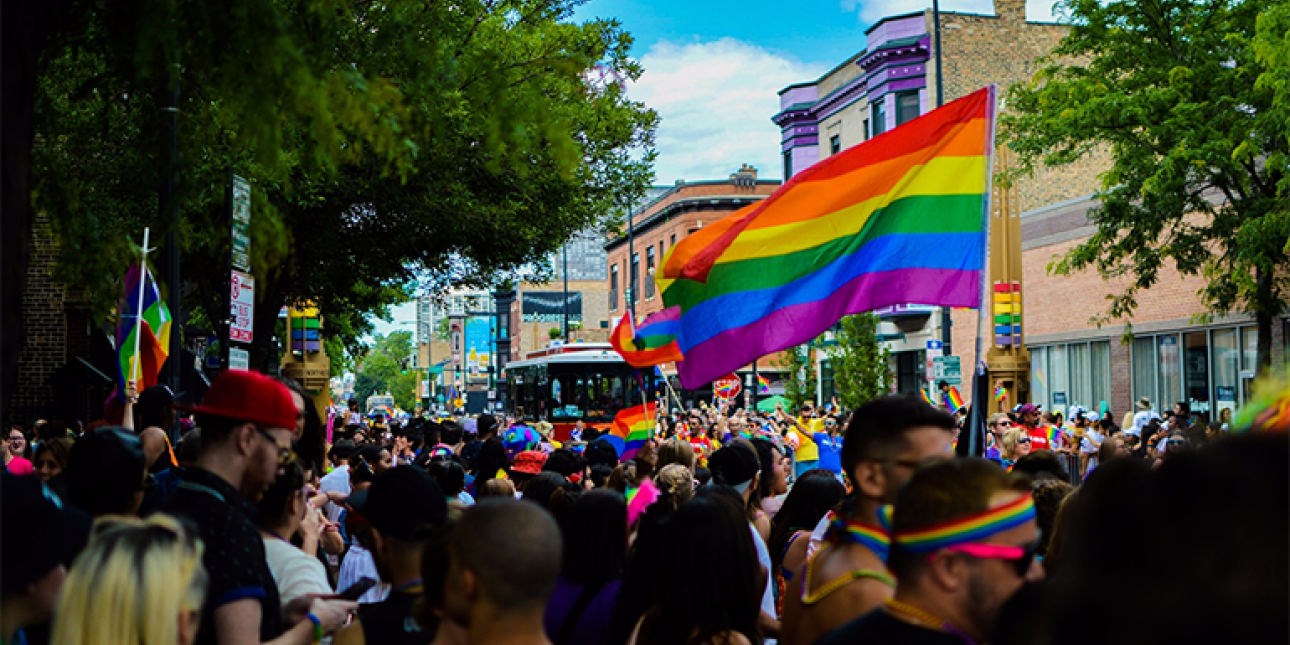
[2,368,1286,645]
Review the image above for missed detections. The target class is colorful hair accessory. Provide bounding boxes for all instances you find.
[893,494,1035,554]
[626,479,660,526]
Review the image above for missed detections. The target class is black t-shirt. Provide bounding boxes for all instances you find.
[817,608,968,645]
[158,467,283,645]
[359,589,428,645]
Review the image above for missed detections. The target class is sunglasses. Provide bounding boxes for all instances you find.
[1167,439,1187,446]
[939,537,1042,577]
[1017,437,1032,444]
[825,420,837,426]
[255,427,296,465]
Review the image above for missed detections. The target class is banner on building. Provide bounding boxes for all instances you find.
[521,292,583,323]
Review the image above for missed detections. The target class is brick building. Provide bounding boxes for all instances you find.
[775,0,1285,419]
[7,213,113,427]
[604,165,789,397]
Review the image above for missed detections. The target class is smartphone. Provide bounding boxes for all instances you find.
[337,577,377,601]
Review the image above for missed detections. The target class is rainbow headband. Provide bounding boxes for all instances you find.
[893,495,1035,554]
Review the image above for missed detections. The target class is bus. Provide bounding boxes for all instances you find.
[503,342,660,441]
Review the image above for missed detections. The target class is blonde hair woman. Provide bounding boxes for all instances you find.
[654,439,695,472]
[53,515,207,645]
[999,426,1033,468]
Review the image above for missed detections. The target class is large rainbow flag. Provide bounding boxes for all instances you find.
[657,87,996,388]
[116,263,172,392]
[609,400,656,462]
[610,308,685,368]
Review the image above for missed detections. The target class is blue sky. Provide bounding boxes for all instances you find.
[369,0,1062,339]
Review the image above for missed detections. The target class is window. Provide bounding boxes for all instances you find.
[1158,334,1181,407]
[645,247,656,299]
[783,151,793,179]
[862,118,869,141]
[895,91,920,126]
[1030,340,1112,414]
[609,264,618,311]
[871,100,887,136]
[830,134,841,155]
[630,253,639,305]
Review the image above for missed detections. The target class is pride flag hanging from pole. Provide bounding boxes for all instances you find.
[657,87,997,389]
[116,261,173,391]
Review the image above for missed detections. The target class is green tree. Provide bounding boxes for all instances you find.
[1002,0,1288,375]
[829,314,891,411]
[776,344,818,411]
[352,331,421,409]
[28,0,658,374]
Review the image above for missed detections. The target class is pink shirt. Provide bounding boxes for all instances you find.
[6,455,33,475]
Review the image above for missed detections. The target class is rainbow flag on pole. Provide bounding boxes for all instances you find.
[657,87,997,389]
[610,308,685,368]
[921,389,938,407]
[116,263,172,391]
[757,374,771,393]
[610,401,657,462]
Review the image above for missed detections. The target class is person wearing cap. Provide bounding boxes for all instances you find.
[706,442,782,638]
[1,473,83,645]
[1017,404,1051,452]
[783,396,957,645]
[511,450,548,494]
[444,500,562,645]
[333,468,449,645]
[1129,397,1160,437]
[158,370,356,645]
[65,426,150,519]
[817,458,1043,645]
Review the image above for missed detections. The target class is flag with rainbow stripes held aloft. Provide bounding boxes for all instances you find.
[656,87,998,389]
[610,400,657,462]
[116,263,173,393]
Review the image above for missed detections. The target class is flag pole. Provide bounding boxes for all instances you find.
[967,85,1001,458]
[132,227,152,386]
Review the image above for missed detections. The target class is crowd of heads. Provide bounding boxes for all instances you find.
[3,369,1286,645]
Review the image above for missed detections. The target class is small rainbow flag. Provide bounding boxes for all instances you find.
[921,390,938,407]
[944,386,966,411]
[714,376,740,400]
[610,309,685,368]
[757,374,771,393]
[994,385,1007,402]
[656,87,996,389]
[116,263,172,392]
[610,401,657,462]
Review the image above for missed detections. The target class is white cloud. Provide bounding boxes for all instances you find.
[629,38,826,183]
[841,0,1061,25]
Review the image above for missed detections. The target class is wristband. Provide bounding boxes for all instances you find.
[305,612,323,643]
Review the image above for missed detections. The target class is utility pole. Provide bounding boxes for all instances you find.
[625,197,636,319]
[562,240,570,341]
[162,63,182,409]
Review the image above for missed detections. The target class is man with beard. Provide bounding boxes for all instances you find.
[783,396,957,645]
[444,499,561,645]
[160,370,355,645]
[819,458,1043,644]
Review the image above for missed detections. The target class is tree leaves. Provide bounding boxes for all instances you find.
[1002,0,1288,368]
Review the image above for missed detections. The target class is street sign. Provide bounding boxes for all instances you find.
[713,374,741,399]
[229,348,249,371]
[231,175,252,272]
[230,270,255,343]
[932,355,962,385]
[926,340,943,381]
